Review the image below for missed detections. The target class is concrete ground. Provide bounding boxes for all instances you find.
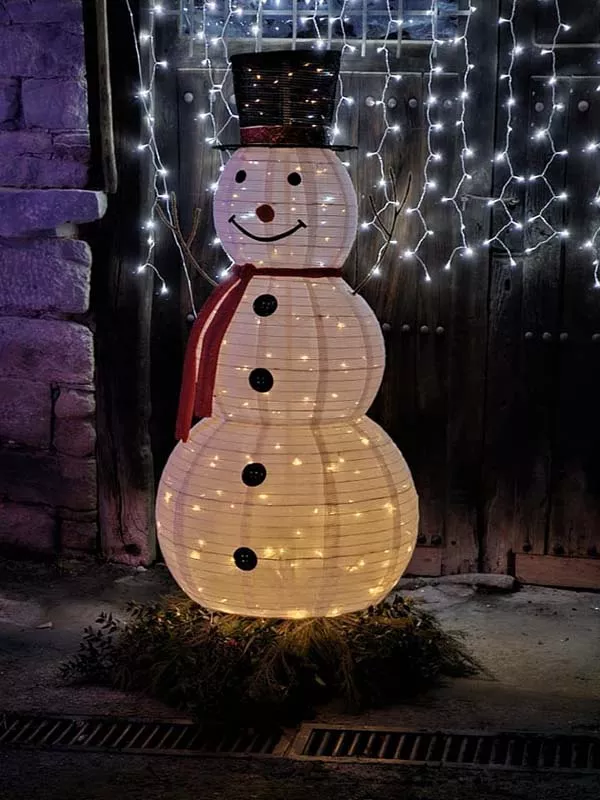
[0,556,599,799]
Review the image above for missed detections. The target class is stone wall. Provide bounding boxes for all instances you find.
[0,0,105,555]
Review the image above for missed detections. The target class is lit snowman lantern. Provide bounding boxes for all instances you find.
[157,50,418,618]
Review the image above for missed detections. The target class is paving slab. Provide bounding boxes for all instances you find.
[0,557,598,734]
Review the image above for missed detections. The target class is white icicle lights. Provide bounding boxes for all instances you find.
[157,52,418,618]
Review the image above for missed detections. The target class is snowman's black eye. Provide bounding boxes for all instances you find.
[287,172,302,186]
[235,170,247,183]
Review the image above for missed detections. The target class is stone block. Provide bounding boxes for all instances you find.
[0,378,51,448]
[53,131,90,162]
[54,387,94,419]
[0,318,93,384]
[0,237,91,314]
[0,156,88,188]
[0,24,84,79]
[5,0,83,24]
[54,388,95,419]
[0,502,56,553]
[60,519,97,552]
[0,189,106,236]
[0,79,19,128]
[57,453,96,509]
[0,132,89,185]
[0,449,96,510]
[0,131,53,155]
[54,418,96,457]
[59,507,97,522]
[22,78,87,130]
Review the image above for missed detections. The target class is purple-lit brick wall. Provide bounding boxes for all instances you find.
[0,0,106,555]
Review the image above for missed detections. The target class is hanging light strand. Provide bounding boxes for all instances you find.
[354,0,403,286]
[522,0,570,257]
[480,0,521,266]
[196,0,241,280]
[403,0,475,281]
[584,43,600,285]
[483,0,571,266]
[403,0,443,282]
[126,0,197,310]
[440,5,476,270]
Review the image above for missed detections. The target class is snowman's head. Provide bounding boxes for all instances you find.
[213,147,358,270]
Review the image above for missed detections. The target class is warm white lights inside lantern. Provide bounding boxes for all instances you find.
[158,416,418,617]
[213,149,356,270]
[157,135,419,618]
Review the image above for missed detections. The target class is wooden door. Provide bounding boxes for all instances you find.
[173,17,499,580]
[481,0,600,588]
[162,1,600,588]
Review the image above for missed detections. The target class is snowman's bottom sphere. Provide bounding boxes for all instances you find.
[157,416,418,618]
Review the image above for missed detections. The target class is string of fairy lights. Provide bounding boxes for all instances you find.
[125,0,198,314]
[130,0,600,299]
[483,0,570,267]
[403,0,475,281]
[586,49,600,286]
[354,0,403,285]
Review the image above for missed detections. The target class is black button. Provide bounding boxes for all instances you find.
[233,547,258,571]
[242,462,267,486]
[235,169,246,183]
[287,172,302,186]
[249,368,273,392]
[253,294,278,317]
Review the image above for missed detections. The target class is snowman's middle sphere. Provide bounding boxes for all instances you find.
[214,147,358,269]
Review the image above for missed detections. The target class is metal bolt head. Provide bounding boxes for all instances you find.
[443,99,453,109]
[593,333,600,342]
[366,96,376,107]
[387,97,397,108]
[381,322,392,333]
[186,313,195,324]
[401,324,411,333]
[435,326,445,336]
[420,325,430,335]
[559,332,569,342]
[534,101,545,112]
[542,332,553,342]
[183,92,194,104]
[524,331,534,340]
[578,99,590,112]
[408,97,418,109]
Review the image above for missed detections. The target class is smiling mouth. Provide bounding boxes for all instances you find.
[228,215,307,242]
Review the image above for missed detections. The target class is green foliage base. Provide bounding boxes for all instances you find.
[63,594,479,727]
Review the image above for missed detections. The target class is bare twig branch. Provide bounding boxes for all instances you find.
[369,195,392,238]
[188,208,202,248]
[352,171,412,296]
[156,194,217,287]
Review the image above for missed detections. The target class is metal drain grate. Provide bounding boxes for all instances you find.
[292,726,600,772]
[0,713,283,757]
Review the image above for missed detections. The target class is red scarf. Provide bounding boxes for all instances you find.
[176,263,342,441]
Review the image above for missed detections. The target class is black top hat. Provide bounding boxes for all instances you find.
[216,49,353,150]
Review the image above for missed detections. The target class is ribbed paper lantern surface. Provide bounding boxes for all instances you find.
[156,50,418,618]
[213,148,356,270]
[158,417,417,617]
